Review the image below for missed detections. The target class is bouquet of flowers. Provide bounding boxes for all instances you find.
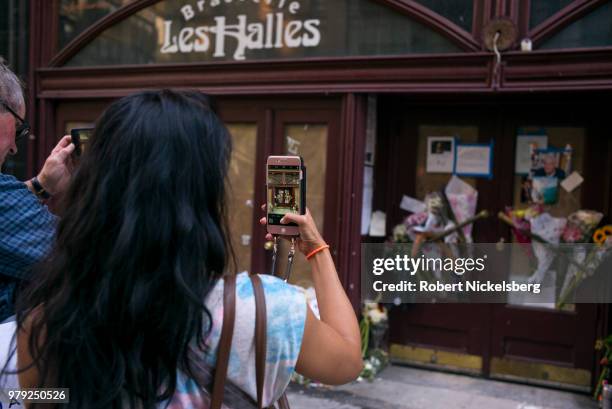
[501,207,612,309]
[557,220,612,309]
[358,302,389,381]
[292,299,391,386]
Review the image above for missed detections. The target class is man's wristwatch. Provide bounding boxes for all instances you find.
[30,176,51,200]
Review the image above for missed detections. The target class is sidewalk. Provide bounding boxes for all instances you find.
[286,365,597,409]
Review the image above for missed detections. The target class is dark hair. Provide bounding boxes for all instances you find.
[12,90,232,408]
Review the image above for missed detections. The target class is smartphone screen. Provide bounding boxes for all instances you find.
[71,128,94,157]
[267,164,303,227]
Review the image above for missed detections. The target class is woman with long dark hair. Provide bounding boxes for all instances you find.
[0,90,362,408]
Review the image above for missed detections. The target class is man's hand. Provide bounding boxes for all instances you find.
[36,135,75,195]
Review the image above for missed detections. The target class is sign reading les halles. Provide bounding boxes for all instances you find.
[160,0,322,60]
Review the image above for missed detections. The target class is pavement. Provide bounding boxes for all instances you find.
[286,365,597,409]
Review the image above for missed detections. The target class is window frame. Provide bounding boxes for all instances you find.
[48,0,483,68]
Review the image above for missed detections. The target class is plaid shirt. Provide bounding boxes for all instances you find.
[0,173,56,320]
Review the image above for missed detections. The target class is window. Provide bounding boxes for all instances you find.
[415,0,473,32]
[529,0,573,29]
[539,2,612,49]
[64,0,460,66]
[59,0,136,47]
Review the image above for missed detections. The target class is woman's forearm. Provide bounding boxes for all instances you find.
[308,249,361,351]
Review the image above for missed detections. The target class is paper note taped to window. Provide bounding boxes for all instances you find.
[369,211,387,237]
[400,195,426,214]
[560,171,584,193]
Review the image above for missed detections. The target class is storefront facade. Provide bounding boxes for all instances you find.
[28,0,612,393]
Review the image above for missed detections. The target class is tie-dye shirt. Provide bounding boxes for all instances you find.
[165,272,307,408]
[0,272,307,408]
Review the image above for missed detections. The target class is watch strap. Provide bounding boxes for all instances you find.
[30,176,51,199]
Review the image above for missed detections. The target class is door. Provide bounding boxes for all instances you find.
[378,102,499,376]
[217,98,341,286]
[55,96,342,285]
[271,108,341,286]
[488,106,610,392]
[376,95,610,392]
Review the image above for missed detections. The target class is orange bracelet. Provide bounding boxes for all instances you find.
[306,244,330,260]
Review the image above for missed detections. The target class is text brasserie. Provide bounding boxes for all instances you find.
[161,0,322,60]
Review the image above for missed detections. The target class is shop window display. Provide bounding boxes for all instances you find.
[504,127,603,311]
[383,121,610,312]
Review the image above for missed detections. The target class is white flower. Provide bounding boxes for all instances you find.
[366,308,388,324]
[364,301,378,310]
[393,224,407,241]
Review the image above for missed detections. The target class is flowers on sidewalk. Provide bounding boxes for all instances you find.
[291,294,390,386]
[358,302,389,382]
[359,349,389,382]
[594,334,612,403]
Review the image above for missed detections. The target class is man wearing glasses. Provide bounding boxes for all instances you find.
[0,61,75,321]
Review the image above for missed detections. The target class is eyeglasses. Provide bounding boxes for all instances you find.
[1,101,30,143]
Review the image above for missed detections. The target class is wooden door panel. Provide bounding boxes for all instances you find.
[218,98,342,282]
[390,305,489,354]
[487,112,608,391]
[491,305,597,366]
[272,108,341,287]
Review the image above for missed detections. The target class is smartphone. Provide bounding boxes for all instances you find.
[70,128,94,157]
[266,156,306,236]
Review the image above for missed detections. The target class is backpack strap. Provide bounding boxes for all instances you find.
[249,274,267,409]
[250,274,292,409]
[277,393,291,409]
[210,274,237,409]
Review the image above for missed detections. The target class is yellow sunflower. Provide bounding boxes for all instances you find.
[593,225,612,245]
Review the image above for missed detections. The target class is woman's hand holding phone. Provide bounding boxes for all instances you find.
[260,205,327,257]
[260,203,363,384]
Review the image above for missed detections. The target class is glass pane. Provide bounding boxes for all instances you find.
[64,120,96,134]
[415,0,473,32]
[509,127,585,312]
[226,123,258,274]
[65,0,460,66]
[539,2,612,49]
[277,124,328,288]
[529,0,572,29]
[59,0,136,48]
